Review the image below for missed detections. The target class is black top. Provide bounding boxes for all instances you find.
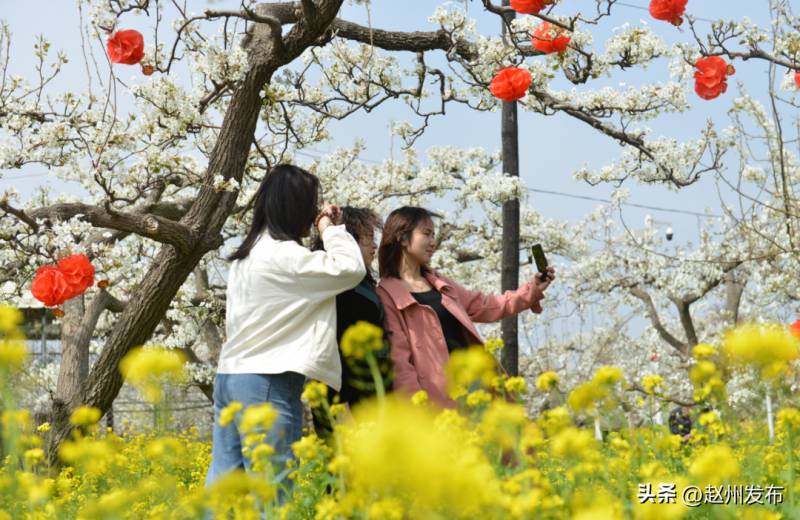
[334,276,393,405]
[668,407,692,436]
[411,289,468,353]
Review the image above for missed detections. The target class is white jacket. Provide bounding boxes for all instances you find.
[216,224,366,391]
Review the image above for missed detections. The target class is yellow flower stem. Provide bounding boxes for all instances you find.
[365,351,385,402]
[788,424,796,508]
[154,396,170,434]
[321,398,347,494]
[1,369,21,474]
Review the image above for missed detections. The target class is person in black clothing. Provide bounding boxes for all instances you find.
[668,405,693,442]
[310,207,393,438]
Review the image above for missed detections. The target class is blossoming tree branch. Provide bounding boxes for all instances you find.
[0,0,798,465]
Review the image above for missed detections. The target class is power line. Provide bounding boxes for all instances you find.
[524,186,721,218]
[301,148,719,218]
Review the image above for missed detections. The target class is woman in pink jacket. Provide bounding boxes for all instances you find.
[376,206,555,407]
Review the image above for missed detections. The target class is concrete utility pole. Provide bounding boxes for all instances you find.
[500,0,522,376]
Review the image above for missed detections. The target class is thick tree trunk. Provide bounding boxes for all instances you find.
[500,1,521,376]
[45,0,346,465]
[55,295,88,405]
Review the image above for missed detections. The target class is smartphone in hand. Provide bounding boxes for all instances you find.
[530,243,550,282]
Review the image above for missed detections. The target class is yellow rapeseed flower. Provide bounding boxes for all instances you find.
[504,376,528,394]
[722,323,800,380]
[776,407,800,432]
[567,382,606,413]
[535,371,560,392]
[144,436,186,464]
[445,346,497,393]
[327,453,350,474]
[2,409,32,432]
[239,403,278,434]
[689,444,739,486]
[219,401,243,428]
[118,346,187,403]
[249,443,275,472]
[483,338,504,354]
[69,405,102,427]
[592,366,624,386]
[538,406,572,436]
[205,469,275,511]
[448,384,468,400]
[24,448,45,467]
[366,497,405,520]
[340,321,384,360]
[692,343,716,359]
[573,501,623,520]
[641,374,664,395]
[301,380,328,408]
[17,471,54,503]
[689,360,726,403]
[466,389,493,408]
[0,304,23,332]
[0,338,28,369]
[690,360,717,383]
[520,423,546,457]
[329,403,348,418]
[698,410,727,437]
[343,396,503,518]
[550,427,597,459]
[479,400,527,450]
[411,390,429,406]
[58,438,116,473]
[292,434,323,462]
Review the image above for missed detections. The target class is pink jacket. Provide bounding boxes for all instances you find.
[376,270,545,407]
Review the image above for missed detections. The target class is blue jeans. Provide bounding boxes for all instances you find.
[205,372,305,489]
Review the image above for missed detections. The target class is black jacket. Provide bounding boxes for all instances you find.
[334,276,393,405]
[313,276,394,439]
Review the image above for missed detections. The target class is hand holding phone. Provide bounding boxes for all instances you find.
[531,244,550,281]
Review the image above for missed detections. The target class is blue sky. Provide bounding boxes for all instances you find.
[0,0,789,245]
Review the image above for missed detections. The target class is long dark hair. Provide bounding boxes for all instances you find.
[227,164,320,262]
[311,206,382,283]
[378,206,441,279]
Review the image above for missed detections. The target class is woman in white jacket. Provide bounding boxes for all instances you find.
[205,164,365,488]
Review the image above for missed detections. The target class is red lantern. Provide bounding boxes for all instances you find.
[490,67,532,102]
[31,265,71,307]
[532,22,571,54]
[694,56,734,100]
[510,0,553,15]
[57,254,95,299]
[795,70,800,89]
[649,0,688,26]
[790,320,800,338]
[107,29,145,65]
